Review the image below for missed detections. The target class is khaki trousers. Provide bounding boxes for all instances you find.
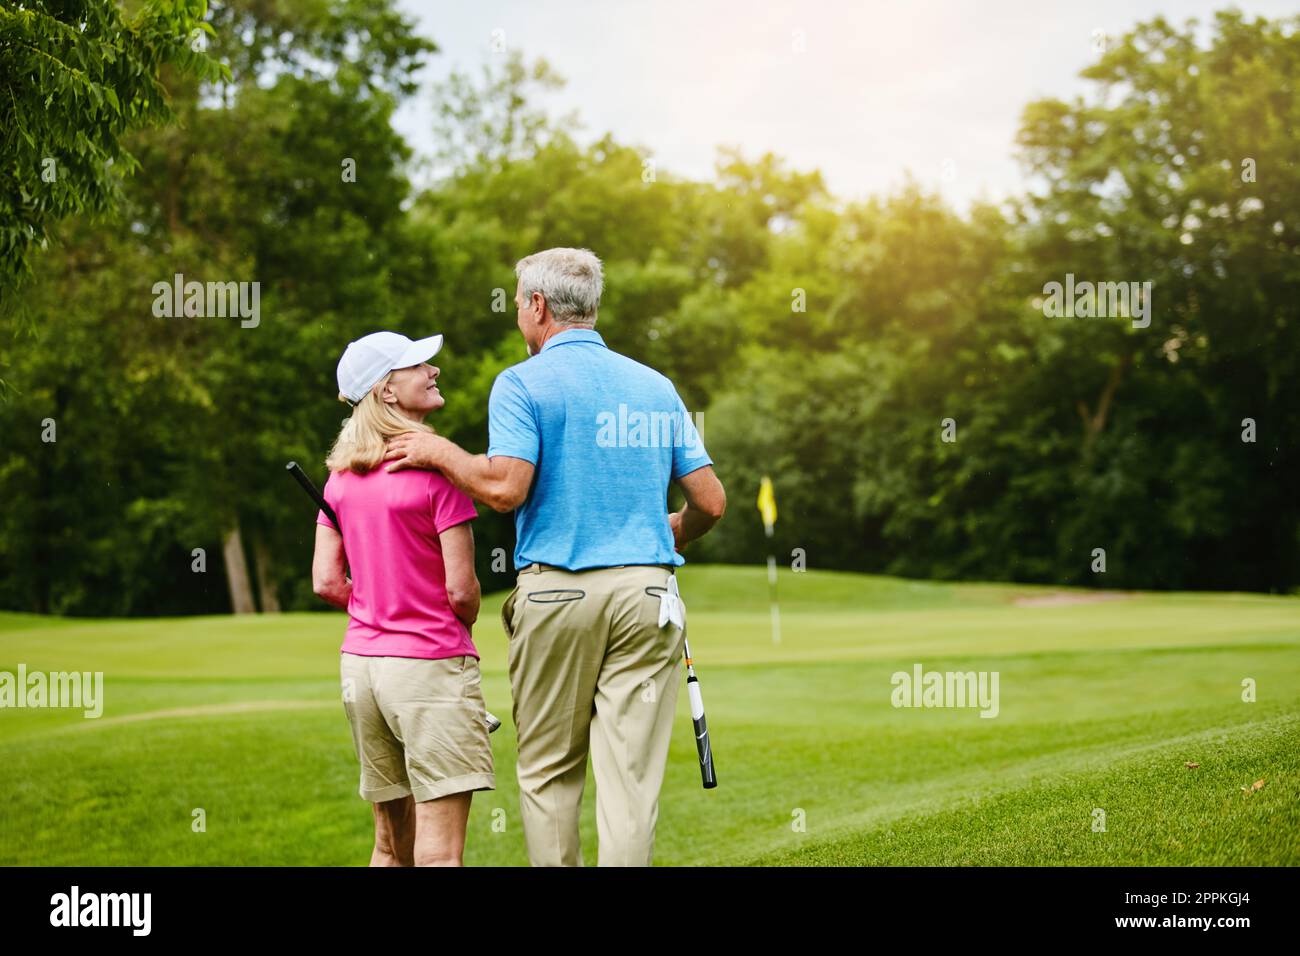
[501,564,686,867]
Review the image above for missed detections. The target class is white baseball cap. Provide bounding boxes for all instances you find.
[336,331,444,404]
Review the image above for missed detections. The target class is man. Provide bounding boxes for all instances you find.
[384,247,726,866]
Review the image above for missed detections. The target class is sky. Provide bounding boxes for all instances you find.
[392,1,1296,209]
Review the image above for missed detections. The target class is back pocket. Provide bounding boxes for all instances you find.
[526,589,585,604]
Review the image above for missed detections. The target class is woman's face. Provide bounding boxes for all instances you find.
[382,363,443,418]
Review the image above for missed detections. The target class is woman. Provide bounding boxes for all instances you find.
[311,330,493,867]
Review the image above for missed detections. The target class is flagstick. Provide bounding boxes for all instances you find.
[757,475,781,645]
[765,525,781,644]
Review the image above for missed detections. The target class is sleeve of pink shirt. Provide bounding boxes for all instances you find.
[315,471,340,531]
[430,472,478,533]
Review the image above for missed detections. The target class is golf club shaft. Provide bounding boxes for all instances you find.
[682,634,717,789]
[285,461,502,735]
[287,461,338,529]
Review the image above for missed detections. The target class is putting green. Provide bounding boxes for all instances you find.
[0,566,1296,865]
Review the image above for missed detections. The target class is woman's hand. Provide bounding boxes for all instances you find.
[312,524,352,610]
[439,522,481,627]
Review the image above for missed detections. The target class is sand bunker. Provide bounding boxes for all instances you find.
[1012,591,1135,607]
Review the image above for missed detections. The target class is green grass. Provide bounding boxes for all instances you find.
[0,566,1296,866]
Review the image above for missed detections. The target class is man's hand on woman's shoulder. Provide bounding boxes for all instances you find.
[384,432,450,472]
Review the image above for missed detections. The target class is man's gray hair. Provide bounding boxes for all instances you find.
[515,247,604,327]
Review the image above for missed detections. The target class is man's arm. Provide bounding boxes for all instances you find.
[670,465,726,550]
[385,433,535,513]
[311,524,352,609]
[439,521,481,625]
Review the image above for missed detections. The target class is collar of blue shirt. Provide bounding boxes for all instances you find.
[540,328,605,352]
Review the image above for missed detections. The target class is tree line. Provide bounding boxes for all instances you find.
[1,2,1296,615]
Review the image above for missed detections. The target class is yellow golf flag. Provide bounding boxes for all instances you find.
[756,476,777,535]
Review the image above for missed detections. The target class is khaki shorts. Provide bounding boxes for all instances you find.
[340,652,495,803]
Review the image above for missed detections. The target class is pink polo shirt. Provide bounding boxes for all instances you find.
[316,465,479,661]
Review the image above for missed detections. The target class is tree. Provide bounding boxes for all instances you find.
[0,0,435,615]
[3,8,1297,616]
[0,0,225,323]
[1015,11,1300,589]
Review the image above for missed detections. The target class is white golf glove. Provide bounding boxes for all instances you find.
[657,574,685,630]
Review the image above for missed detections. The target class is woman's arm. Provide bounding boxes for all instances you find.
[439,522,481,626]
[312,524,352,610]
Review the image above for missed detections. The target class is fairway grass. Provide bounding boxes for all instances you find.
[0,566,1296,866]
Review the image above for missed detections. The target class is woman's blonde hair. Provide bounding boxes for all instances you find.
[325,373,434,474]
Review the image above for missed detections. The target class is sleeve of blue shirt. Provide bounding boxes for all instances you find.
[671,387,713,480]
[487,369,540,464]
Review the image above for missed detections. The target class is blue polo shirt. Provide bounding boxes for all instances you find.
[487,328,712,571]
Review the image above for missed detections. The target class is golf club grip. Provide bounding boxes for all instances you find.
[687,674,717,789]
[286,461,338,529]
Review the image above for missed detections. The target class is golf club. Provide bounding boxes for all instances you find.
[682,631,717,789]
[286,461,502,734]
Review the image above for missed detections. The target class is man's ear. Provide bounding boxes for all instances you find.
[532,291,548,321]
